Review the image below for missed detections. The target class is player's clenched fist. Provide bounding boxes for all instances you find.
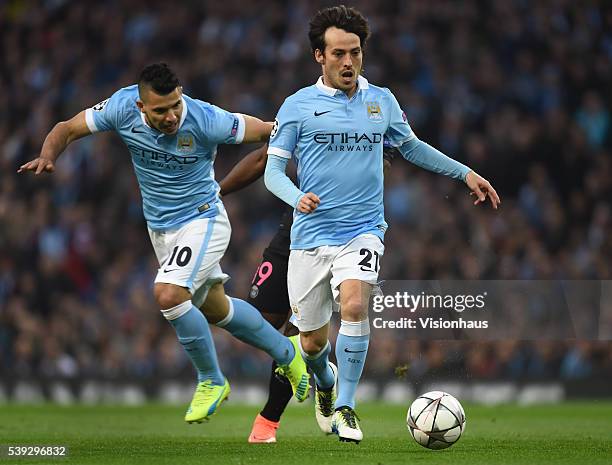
[297,192,320,214]
[17,157,56,175]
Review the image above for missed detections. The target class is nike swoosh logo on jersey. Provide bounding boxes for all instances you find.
[314,110,333,116]
[131,127,147,134]
[344,348,366,353]
[163,268,179,273]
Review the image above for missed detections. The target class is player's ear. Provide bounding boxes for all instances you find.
[136,100,145,112]
[315,49,325,65]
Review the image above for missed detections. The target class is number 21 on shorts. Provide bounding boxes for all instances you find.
[358,248,380,272]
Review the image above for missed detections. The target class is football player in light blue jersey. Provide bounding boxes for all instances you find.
[265,6,500,443]
[19,63,310,424]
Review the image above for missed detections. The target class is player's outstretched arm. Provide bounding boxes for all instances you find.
[218,144,268,196]
[241,115,274,143]
[18,111,92,175]
[386,89,500,209]
[399,137,500,209]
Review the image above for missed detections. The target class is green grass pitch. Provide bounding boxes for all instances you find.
[1,402,610,464]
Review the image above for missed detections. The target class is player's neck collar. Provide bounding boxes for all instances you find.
[139,96,189,132]
[178,96,188,128]
[315,75,369,96]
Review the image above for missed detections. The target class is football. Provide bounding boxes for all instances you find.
[407,391,466,450]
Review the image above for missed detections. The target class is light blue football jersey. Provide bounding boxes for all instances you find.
[268,76,417,250]
[85,85,245,230]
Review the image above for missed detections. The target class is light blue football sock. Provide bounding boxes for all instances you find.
[302,341,335,390]
[335,319,370,410]
[162,301,225,385]
[216,297,294,365]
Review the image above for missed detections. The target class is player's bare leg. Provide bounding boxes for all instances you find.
[331,279,372,443]
[199,282,230,323]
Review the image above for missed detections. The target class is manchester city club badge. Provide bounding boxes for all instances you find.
[177,134,196,154]
[366,101,383,121]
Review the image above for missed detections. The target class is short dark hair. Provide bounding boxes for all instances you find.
[138,63,180,97]
[308,5,370,53]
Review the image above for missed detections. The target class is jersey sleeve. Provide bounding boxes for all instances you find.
[382,137,398,163]
[84,91,127,133]
[268,98,299,159]
[264,155,305,207]
[383,89,417,148]
[384,89,470,181]
[200,104,245,144]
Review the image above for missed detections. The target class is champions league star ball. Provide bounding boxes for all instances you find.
[407,391,466,450]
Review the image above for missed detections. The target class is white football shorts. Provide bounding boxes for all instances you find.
[288,233,384,332]
[148,203,231,308]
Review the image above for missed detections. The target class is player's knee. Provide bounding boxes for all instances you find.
[340,298,368,321]
[300,335,326,355]
[154,283,191,310]
[200,284,229,323]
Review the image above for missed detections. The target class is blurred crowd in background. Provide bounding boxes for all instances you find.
[1,0,611,384]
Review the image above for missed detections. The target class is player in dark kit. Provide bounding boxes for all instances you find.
[218,142,398,443]
[244,206,296,443]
